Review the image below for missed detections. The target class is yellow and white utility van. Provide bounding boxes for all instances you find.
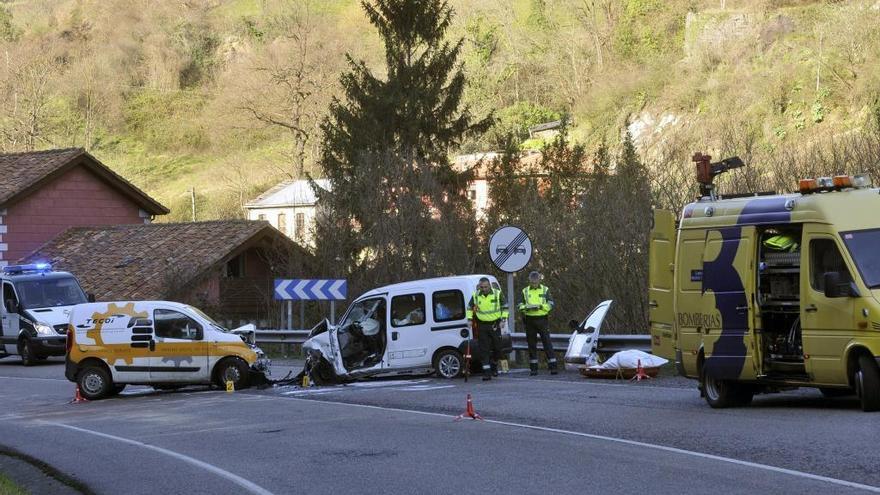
[302,275,512,383]
[65,301,270,399]
[650,154,880,411]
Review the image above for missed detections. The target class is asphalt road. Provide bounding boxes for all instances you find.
[0,357,878,494]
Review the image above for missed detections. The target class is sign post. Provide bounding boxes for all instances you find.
[488,226,533,360]
[274,279,347,329]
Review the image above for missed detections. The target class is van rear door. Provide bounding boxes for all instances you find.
[702,226,760,380]
[649,209,676,360]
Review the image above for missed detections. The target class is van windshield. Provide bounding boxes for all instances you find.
[841,229,880,288]
[15,277,87,309]
[188,306,227,332]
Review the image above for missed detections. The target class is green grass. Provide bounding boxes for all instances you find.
[0,472,27,495]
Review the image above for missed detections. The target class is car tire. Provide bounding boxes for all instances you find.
[214,358,249,390]
[854,355,880,412]
[701,366,753,408]
[77,366,112,400]
[819,387,852,398]
[18,339,37,367]
[433,349,464,379]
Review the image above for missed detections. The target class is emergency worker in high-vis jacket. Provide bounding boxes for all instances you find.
[518,271,557,375]
[467,277,508,381]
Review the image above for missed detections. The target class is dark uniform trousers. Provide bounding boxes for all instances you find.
[476,319,502,375]
[523,315,555,365]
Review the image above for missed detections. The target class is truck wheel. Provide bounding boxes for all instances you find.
[77,366,112,400]
[819,387,852,398]
[18,339,37,366]
[214,358,249,390]
[433,350,464,379]
[701,367,753,408]
[854,355,880,412]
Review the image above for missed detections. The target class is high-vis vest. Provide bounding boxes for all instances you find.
[520,285,553,317]
[468,288,508,322]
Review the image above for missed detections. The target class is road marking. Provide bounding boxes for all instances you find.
[45,422,274,495]
[278,396,880,493]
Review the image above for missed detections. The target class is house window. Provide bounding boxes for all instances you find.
[468,189,477,200]
[257,214,266,221]
[295,213,305,240]
[277,213,287,235]
[226,254,245,278]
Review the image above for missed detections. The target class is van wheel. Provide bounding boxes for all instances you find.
[78,366,112,400]
[214,358,249,390]
[701,367,753,408]
[854,355,880,412]
[18,339,37,366]
[434,350,464,379]
[819,387,852,398]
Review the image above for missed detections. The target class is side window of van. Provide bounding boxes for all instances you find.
[391,294,426,327]
[154,309,202,340]
[810,239,852,292]
[432,290,465,322]
[3,283,17,312]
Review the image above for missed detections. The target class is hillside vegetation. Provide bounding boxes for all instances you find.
[2,0,880,220]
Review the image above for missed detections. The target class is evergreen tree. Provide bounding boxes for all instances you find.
[314,0,490,287]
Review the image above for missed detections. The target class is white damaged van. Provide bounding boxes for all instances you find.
[302,275,513,383]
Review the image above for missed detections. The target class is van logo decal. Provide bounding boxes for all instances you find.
[690,270,703,282]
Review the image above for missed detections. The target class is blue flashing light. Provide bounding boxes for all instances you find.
[3,263,52,275]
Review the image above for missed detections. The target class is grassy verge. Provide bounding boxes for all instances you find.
[0,472,27,495]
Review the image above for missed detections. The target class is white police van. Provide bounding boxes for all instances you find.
[0,264,92,365]
[302,275,513,383]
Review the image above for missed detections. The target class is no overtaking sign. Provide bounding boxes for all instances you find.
[489,226,532,273]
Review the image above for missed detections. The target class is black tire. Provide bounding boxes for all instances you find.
[819,387,853,398]
[77,366,112,400]
[307,357,337,386]
[701,366,754,408]
[18,339,37,366]
[214,358,249,390]
[107,384,126,397]
[433,349,464,379]
[854,355,880,412]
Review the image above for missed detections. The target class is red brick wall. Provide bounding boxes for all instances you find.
[4,165,146,263]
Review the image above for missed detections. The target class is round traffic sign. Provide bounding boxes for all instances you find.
[488,226,532,273]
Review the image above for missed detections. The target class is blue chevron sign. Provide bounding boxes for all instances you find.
[274,279,347,300]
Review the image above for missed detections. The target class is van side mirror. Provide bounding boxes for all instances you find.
[5,299,17,313]
[568,319,580,331]
[196,327,204,340]
[87,293,96,302]
[823,272,857,298]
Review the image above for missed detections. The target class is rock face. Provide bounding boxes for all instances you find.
[684,10,794,61]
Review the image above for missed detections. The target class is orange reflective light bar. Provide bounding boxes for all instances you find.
[799,178,818,194]
[833,175,853,188]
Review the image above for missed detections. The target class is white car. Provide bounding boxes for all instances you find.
[302,275,512,383]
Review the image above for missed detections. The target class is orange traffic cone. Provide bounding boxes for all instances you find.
[454,393,483,421]
[630,359,652,382]
[70,385,88,404]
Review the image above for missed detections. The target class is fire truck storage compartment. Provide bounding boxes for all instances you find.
[757,227,805,375]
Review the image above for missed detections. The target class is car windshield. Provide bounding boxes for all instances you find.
[15,277,87,309]
[841,229,880,288]
[188,306,227,331]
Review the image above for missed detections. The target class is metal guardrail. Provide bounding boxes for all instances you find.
[255,329,651,354]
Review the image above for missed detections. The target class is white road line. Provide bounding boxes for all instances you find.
[44,422,274,495]
[278,396,880,493]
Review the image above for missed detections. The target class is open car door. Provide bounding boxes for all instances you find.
[564,300,613,368]
[649,209,676,361]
